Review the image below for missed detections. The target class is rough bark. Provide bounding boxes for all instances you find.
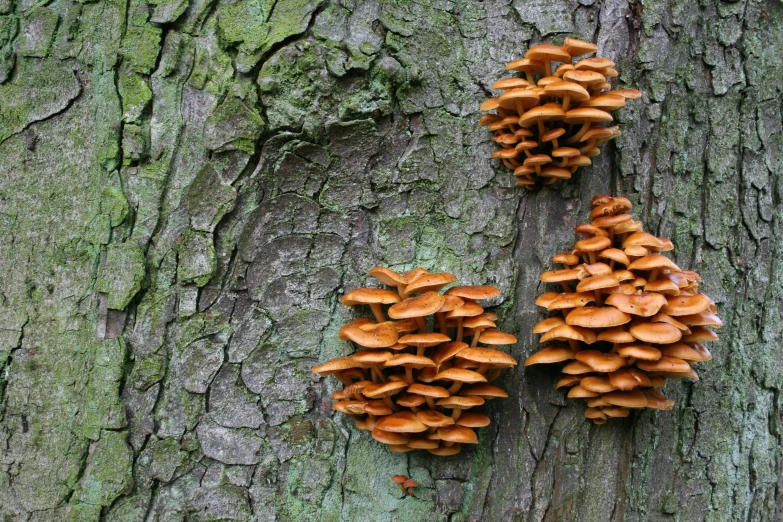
[0,0,781,520]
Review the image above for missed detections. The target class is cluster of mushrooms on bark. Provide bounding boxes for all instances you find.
[524,196,722,424]
[480,38,640,189]
[313,267,518,456]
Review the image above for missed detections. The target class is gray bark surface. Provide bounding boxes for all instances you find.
[0,0,781,520]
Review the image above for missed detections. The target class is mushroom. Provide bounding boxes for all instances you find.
[341,288,402,323]
[392,475,408,495]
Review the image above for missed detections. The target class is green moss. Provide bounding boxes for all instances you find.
[121,24,162,74]
[71,430,133,508]
[20,7,59,58]
[96,242,146,309]
[118,69,152,123]
[177,229,217,287]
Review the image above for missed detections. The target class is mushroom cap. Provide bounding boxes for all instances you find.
[457,347,518,367]
[660,343,709,362]
[353,350,394,366]
[592,214,633,229]
[582,264,614,277]
[368,267,425,287]
[506,57,546,73]
[580,94,626,110]
[561,360,595,374]
[628,254,681,272]
[498,88,541,110]
[390,318,421,333]
[575,235,613,252]
[480,98,500,111]
[437,426,479,444]
[532,317,566,333]
[372,429,411,445]
[548,292,596,310]
[384,354,436,369]
[445,285,502,300]
[446,301,485,318]
[313,356,355,375]
[585,407,607,422]
[661,293,713,316]
[392,475,408,484]
[552,147,581,158]
[604,292,667,317]
[332,400,367,414]
[602,390,647,408]
[566,306,632,328]
[479,114,502,126]
[563,70,606,85]
[540,268,582,283]
[643,389,675,410]
[554,63,575,77]
[691,342,713,361]
[375,411,428,433]
[682,327,719,343]
[552,252,580,265]
[524,154,553,167]
[629,321,683,344]
[388,292,446,319]
[463,315,497,329]
[567,385,599,398]
[580,376,615,393]
[341,322,400,348]
[564,108,614,124]
[524,345,575,365]
[416,410,455,427]
[575,275,619,292]
[396,393,426,408]
[541,324,598,344]
[608,89,642,99]
[438,295,466,313]
[580,126,617,143]
[544,81,591,101]
[575,57,616,70]
[649,312,691,332]
[541,167,572,181]
[597,326,636,343]
[478,330,518,345]
[342,288,402,306]
[492,77,530,90]
[542,128,567,142]
[431,342,469,366]
[338,318,376,340]
[407,383,450,398]
[575,223,609,237]
[519,106,565,128]
[616,343,662,361]
[608,367,652,390]
[362,380,408,398]
[575,350,627,372]
[526,44,572,63]
[461,384,509,398]
[406,437,439,450]
[436,395,485,409]
[535,292,563,308]
[562,37,599,57]
[398,332,451,347]
[427,444,462,456]
[364,401,394,416]
[433,368,487,383]
[456,412,491,428]
[601,406,631,417]
[556,375,583,388]
[404,272,457,295]
[636,356,692,373]
[622,232,664,249]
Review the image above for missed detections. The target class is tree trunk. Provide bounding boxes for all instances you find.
[0,0,781,520]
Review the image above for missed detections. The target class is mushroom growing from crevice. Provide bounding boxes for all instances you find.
[481,38,640,189]
[524,196,722,424]
[313,267,518,455]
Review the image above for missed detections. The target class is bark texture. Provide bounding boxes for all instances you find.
[0,0,781,520]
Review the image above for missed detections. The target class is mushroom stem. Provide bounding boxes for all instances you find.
[405,365,414,385]
[543,58,552,77]
[437,312,448,335]
[382,395,400,412]
[588,251,597,264]
[456,318,464,343]
[416,344,425,357]
[565,121,592,144]
[537,120,547,139]
[415,317,428,334]
[477,363,489,375]
[424,397,436,409]
[650,268,659,282]
[451,408,463,421]
[568,340,579,352]
[369,303,386,323]
[396,481,407,495]
[485,368,502,381]
[562,95,571,112]
[371,365,387,383]
[560,281,571,293]
[406,486,416,496]
[470,327,487,348]
[593,289,603,306]
[448,381,463,395]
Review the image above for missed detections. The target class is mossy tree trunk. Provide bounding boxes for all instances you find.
[0,0,781,520]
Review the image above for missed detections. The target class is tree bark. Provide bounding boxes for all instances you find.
[0,0,781,520]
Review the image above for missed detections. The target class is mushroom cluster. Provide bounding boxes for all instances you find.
[524,196,722,424]
[313,267,518,456]
[480,38,641,189]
